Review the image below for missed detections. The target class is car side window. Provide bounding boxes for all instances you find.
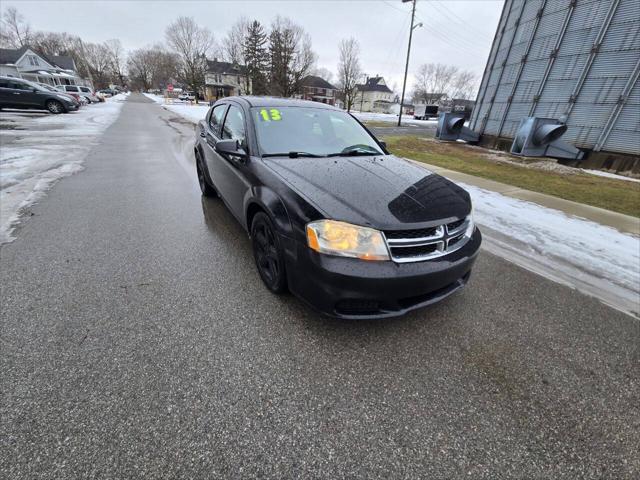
[9,81,30,91]
[80,87,90,93]
[67,86,79,92]
[0,80,10,88]
[208,104,226,137]
[221,105,246,144]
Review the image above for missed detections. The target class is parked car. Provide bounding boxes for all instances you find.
[194,97,481,319]
[37,83,82,109]
[56,85,99,104]
[0,76,79,113]
[178,91,196,101]
[97,89,113,97]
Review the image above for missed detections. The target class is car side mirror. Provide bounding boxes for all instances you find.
[32,88,38,93]
[215,139,247,159]
[379,141,387,149]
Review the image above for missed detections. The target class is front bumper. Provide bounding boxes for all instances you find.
[285,228,482,319]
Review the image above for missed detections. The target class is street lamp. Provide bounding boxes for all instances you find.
[398,0,422,127]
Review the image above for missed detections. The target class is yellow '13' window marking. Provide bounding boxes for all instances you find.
[259,109,282,121]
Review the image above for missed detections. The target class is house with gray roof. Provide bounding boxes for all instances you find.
[355,76,395,113]
[299,75,337,106]
[0,46,87,87]
[204,59,251,100]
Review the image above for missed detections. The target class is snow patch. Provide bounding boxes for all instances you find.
[0,96,126,244]
[351,111,438,126]
[143,93,209,124]
[461,182,640,316]
[581,169,640,183]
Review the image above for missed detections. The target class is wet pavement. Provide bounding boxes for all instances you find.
[1,93,638,479]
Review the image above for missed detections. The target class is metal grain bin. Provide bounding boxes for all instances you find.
[470,0,640,172]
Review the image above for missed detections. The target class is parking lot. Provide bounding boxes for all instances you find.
[1,94,638,479]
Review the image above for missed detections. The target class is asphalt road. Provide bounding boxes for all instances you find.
[1,94,638,479]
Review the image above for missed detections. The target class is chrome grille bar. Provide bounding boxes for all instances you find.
[384,216,473,263]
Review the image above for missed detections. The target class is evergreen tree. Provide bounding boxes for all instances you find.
[243,20,269,95]
[268,16,315,97]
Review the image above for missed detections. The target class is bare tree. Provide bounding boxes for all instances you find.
[83,42,113,88]
[268,16,315,97]
[450,70,477,100]
[105,39,127,85]
[221,16,249,64]
[337,38,361,112]
[412,63,458,104]
[31,31,76,56]
[127,45,178,91]
[0,7,31,48]
[313,66,334,84]
[165,16,215,101]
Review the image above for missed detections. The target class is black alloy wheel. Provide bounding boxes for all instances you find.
[251,212,287,293]
[196,151,217,197]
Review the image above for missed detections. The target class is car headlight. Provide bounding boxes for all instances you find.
[465,204,475,237]
[306,220,390,261]
[56,94,72,102]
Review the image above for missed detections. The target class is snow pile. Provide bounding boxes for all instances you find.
[461,182,640,316]
[581,169,640,183]
[143,93,209,124]
[351,111,438,126]
[0,98,125,243]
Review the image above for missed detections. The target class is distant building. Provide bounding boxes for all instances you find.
[299,75,337,105]
[204,59,251,100]
[355,76,394,112]
[0,45,87,87]
[413,93,448,106]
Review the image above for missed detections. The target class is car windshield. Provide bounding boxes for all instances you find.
[251,106,384,158]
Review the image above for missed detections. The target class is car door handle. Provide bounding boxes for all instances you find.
[13,92,21,95]
[199,131,206,137]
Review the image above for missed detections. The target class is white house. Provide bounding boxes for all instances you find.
[204,59,252,100]
[354,76,394,113]
[0,46,87,87]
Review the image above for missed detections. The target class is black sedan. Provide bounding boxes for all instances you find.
[195,97,481,319]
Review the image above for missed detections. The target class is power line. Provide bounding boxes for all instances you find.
[431,0,494,41]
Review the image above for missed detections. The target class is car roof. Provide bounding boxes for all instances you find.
[0,76,27,82]
[224,96,340,111]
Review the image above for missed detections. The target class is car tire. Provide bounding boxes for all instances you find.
[251,212,287,294]
[46,100,64,114]
[196,151,217,197]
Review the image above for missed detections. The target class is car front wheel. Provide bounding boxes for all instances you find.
[46,100,64,114]
[196,151,217,197]
[251,212,287,294]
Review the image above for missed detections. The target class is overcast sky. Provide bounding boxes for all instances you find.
[3,0,504,91]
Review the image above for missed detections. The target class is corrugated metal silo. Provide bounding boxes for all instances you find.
[470,0,640,172]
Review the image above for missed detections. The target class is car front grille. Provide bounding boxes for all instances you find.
[384,216,473,263]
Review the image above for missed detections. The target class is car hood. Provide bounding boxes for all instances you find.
[264,154,471,229]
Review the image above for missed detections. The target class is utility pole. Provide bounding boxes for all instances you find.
[398,0,422,127]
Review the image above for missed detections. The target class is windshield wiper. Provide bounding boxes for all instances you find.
[262,152,326,158]
[327,150,380,157]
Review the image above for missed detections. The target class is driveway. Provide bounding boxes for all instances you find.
[1,94,638,479]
